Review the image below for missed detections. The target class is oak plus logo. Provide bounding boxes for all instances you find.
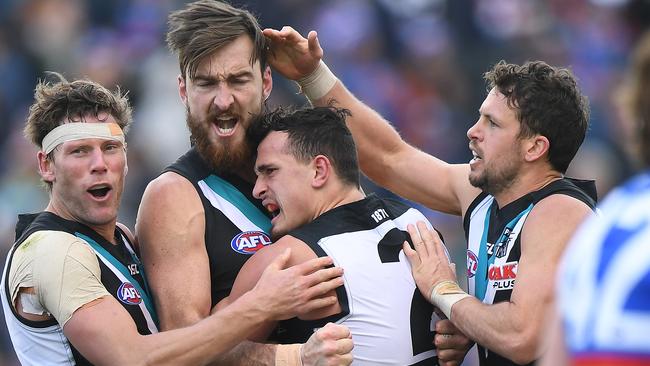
[489,261,517,290]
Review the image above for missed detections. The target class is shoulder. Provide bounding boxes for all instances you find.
[522,194,593,250]
[253,235,317,268]
[137,171,203,224]
[143,171,197,199]
[13,231,101,284]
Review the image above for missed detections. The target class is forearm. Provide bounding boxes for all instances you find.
[451,298,539,364]
[141,291,271,365]
[211,341,275,366]
[309,81,405,185]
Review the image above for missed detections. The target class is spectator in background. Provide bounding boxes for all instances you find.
[540,30,650,366]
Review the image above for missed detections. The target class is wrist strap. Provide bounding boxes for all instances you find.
[430,280,471,319]
[275,343,303,366]
[296,60,337,101]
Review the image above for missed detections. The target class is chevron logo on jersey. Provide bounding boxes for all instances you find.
[117,282,142,305]
[231,231,272,254]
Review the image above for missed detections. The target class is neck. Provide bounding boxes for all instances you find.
[312,185,366,221]
[45,202,117,244]
[492,169,563,208]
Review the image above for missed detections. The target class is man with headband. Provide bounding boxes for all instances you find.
[1,74,353,365]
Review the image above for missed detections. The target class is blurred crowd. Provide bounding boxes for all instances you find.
[0,0,648,363]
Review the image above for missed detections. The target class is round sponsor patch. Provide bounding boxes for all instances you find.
[231,231,272,255]
[117,282,142,305]
[467,250,478,278]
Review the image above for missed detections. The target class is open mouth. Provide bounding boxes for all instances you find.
[265,203,280,218]
[214,115,238,136]
[87,184,112,199]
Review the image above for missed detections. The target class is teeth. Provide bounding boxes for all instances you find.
[218,127,234,134]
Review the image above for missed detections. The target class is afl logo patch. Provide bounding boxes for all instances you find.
[467,250,478,278]
[231,231,272,255]
[117,282,142,305]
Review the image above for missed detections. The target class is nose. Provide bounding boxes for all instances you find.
[467,119,481,141]
[90,149,108,174]
[213,85,234,112]
[252,177,266,200]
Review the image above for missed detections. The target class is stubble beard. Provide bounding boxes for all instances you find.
[469,158,520,197]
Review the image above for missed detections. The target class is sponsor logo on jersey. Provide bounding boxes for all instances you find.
[231,231,272,255]
[117,282,142,305]
[467,250,478,278]
[489,261,517,290]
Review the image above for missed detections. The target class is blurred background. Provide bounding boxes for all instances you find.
[0,0,648,364]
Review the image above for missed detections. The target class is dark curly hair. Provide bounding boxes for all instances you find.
[484,60,590,173]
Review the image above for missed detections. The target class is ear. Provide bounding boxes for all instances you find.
[312,155,331,189]
[37,151,55,184]
[178,74,188,107]
[262,66,273,101]
[523,135,550,163]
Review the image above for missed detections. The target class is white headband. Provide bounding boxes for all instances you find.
[41,122,125,154]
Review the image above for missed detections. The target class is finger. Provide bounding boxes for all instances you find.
[299,296,339,313]
[406,223,428,257]
[293,256,335,275]
[307,30,323,59]
[303,275,345,298]
[302,265,344,288]
[279,25,304,43]
[437,348,464,365]
[266,248,291,271]
[402,241,421,266]
[416,221,440,259]
[321,322,352,340]
[435,319,457,334]
[336,338,354,355]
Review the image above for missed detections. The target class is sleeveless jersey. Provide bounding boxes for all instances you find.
[164,147,272,306]
[1,212,157,365]
[558,171,650,365]
[273,195,440,366]
[463,178,596,366]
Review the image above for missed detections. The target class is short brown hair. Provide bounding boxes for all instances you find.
[24,72,132,149]
[166,0,267,80]
[485,61,590,173]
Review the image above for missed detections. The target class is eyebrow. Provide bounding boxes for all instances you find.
[193,70,254,81]
[254,163,273,174]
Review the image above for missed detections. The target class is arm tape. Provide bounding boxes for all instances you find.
[430,280,472,319]
[275,343,303,366]
[295,61,338,101]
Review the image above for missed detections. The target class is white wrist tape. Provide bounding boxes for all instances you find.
[275,343,303,366]
[430,280,471,319]
[296,60,338,101]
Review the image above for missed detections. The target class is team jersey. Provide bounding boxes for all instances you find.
[463,178,597,366]
[1,212,157,365]
[558,171,650,365]
[164,147,272,306]
[273,195,440,366]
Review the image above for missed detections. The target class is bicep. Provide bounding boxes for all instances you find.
[64,296,142,365]
[136,174,211,330]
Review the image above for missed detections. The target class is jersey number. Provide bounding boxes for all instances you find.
[378,228,437,357]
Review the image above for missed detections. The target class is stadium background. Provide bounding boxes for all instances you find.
[0,0,648,364]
